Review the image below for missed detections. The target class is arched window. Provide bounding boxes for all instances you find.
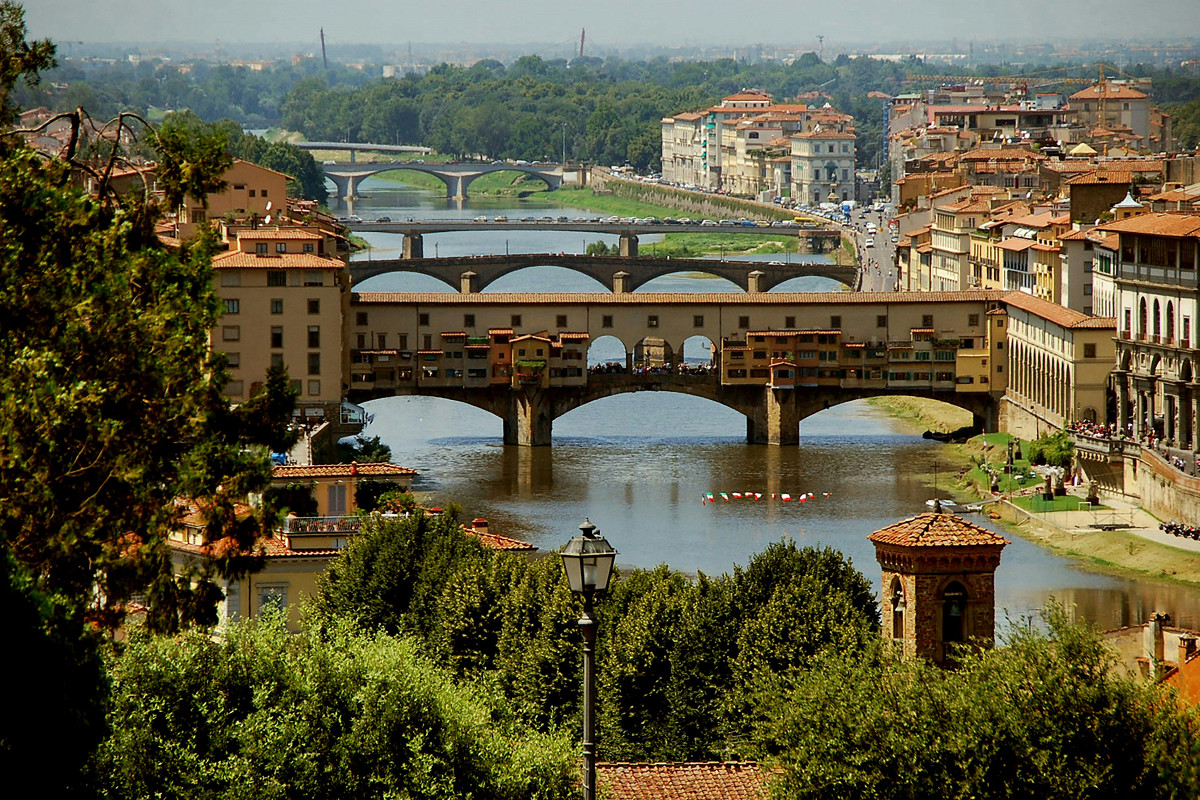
[942,581,968,643]
[890,577,905,640]
[1153,299,1161,337]
[1139,298,1148,338]
[1167,302,1176,343]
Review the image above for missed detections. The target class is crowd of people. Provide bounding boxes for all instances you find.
[588,361,716,377]
[1066,420,1200,477]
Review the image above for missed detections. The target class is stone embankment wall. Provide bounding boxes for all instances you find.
[1136,449,1200,523]
[589,169,796,222]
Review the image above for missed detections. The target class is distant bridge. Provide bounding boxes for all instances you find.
[323,161,564,200]
[350,253,857,293]
[293,141,433,162]
[347,219,844,258]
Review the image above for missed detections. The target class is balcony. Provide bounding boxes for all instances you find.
[283,515,363,536]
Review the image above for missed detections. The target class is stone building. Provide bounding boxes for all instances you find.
[869,510,1009,665]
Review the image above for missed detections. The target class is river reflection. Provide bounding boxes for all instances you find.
[346,178,1200,631]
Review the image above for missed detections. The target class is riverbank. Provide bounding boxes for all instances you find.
[866,396,1200,587]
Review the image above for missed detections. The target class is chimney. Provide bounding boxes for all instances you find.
[1145,612,1169,678]
[1181,634,1198,671]
[472,518,489,534]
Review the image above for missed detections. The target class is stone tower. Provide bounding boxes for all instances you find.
[868,510,1009,665]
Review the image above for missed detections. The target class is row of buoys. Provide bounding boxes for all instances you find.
[703,491,831,504]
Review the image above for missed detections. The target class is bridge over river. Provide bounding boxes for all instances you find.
[324,161,565,200]
[350,253,858,293]
[347,290,1004,445]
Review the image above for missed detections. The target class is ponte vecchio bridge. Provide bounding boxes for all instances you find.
[347,290,1005,445]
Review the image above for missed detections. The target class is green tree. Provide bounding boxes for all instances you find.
[0,1,53,124]
[748,606,1200,800]
[96,618,574,800]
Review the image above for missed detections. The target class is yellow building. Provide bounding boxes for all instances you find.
[178,159,290,240]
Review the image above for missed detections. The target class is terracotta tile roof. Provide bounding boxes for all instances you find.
[1148,189,1200,202]
[998,238,1036,252]
[596,762,768,800]
[558,331,591,341]
[237,228,322,240]
[1066,170,1140,186]
[1068,82,1149,101]
[211,251,345,269]
[1096,212,1200,238]
[272,462,417,479]
[1057,229,1090,241]
[868,512,1010,548]
[354,291,1006,307]
[1001,291,1114,330]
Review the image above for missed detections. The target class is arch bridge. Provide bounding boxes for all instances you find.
[350,253,857,293]
[323,161,563,200]
[347,290,1005,445]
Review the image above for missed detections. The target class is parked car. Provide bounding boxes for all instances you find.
[375,216,392,223]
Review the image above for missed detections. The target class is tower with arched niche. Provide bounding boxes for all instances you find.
[868,509,1009,665]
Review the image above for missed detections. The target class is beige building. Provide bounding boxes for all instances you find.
[1067,81,1153,148]
[178,159,290,240]
[1000,291,1116,438]
[790,130,856,206]
[212,225,351,414]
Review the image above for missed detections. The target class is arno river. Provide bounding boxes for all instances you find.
[345,178,1200,631]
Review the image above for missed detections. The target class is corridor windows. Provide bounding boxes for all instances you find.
[1084,343,1097,359]
[785,316,795,328]
[356,311,369,326]
[648,315,659,328]
[556,315,568,328]
[602,315,614,328]
[830,315,841,329]
[922,314,934,328]
[308,299,320,315]
[222,325,240,342]
[419,313,430,326]
[694,315,705,328]
[511,315,522,327]
[877,315,888,328]
[308,326,321,348]
[267,271,287,287]
[307,353,321,375]
[224,299,240,315]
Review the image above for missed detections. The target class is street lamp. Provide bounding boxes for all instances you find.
[560,518,618,800]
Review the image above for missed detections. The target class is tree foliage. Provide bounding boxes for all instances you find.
[314,518,879,762]
[95,618,574,800]
[747,605,1200,800]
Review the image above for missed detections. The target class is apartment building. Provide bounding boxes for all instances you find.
[790,130,856,205]
[212,225,351,415]
[177,159,290,240]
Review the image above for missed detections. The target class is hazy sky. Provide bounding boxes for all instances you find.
[26,0,1200,49]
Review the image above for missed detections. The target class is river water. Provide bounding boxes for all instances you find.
[343,178,1200,631]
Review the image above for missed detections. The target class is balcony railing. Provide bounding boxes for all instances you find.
[284,515,364,535]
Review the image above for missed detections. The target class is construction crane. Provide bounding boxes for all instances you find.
[579,28,585,59]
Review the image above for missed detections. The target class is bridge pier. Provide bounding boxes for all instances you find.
[445,174,476,200]
[402,233,424,259]
[619,234,639,258]
[747,270,766,293]
[613,270,631,293]
[746,388,802,445]
[503,391,554,446]
[460,271,479,293]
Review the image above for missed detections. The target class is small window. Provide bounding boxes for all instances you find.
[557,315,568,328]
[303,243,314,253]
[248,189,256,198]
[270,326,283,348]
[511,314,522,327]
[308,326,320,348]
[220,271,241,287]
[225,380,244,396]
[419,313,430,326]
[271,299,284,314]
[602,315,613,328]
[270,353,284,368]
[307,353,320,375]
[276,242,287,254]
[830,315,841,329]
[267,271,287,287]
[233,184,245,191]
[922,315,934,327]
[877,315,887,327]
[739,316,750,328]
[648,315,659,328]
[261,189,268,197]
[224,299,240,315]
[1084,343,1097,359]
[222,325,240,342]
[356,311,368,326]
[226,352,240,368]
[255,242,268,255]
[377,333,387,348]
[307,299,320,315]
[968,314,980,326]
[464,313,476,327]
[694,315,705,327]
[785,316,795,328]
[303,271,323,287]
[307,379,321,396]
[356,334,366,349]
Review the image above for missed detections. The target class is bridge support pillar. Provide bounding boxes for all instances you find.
[343,174,360,202]
[747,389,801,445]
[619,234,639,258]
[747,270,766,293]
[612,270,631,293]
[503,392,553,446]
[402,233,424,259]
[460,271,479,293]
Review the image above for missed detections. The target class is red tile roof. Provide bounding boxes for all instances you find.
[1002,290,1115,330]
[596,762,768,800]
[1096,212,1200,238]
[869,512,1010,548]
[211,251,345,269]
[272,462,417,479]
[1068,82,1149,101]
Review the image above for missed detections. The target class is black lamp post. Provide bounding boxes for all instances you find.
[560,518,618,800]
